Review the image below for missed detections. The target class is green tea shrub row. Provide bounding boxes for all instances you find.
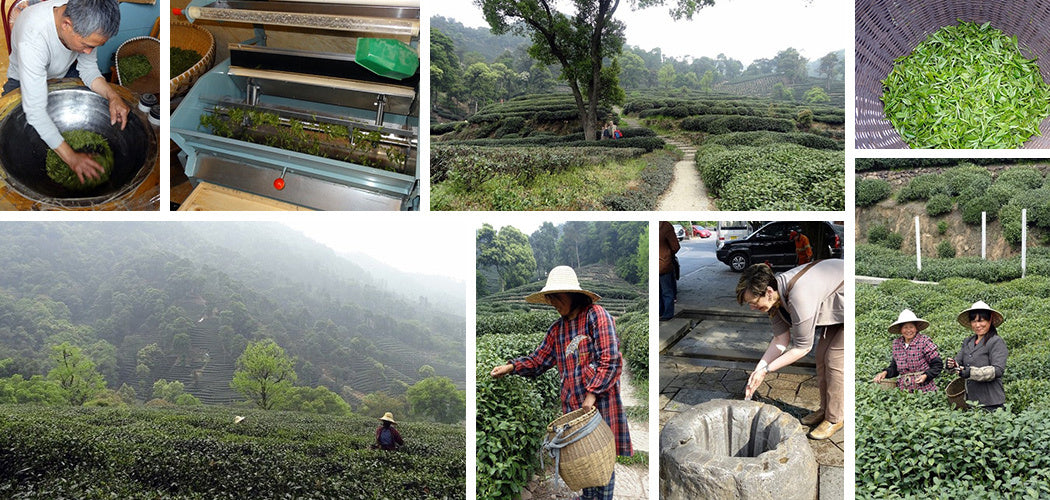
[0,405,465,499]
[601,150,677,211]
[475,310,559,338]
[439,135,664,152]
[614,301,648,380]
[855,158,1011,172]
[856,244,1050,281]
[680,115,795,134]
[431,145,644,189]
[431,121,465,135]
[476,333,560,500]
[695,143,843,210]
[897,173,948,203]
[856,178,891,206]
[703,130,842,150]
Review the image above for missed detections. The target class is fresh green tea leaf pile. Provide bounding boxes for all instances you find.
[117,54,151,85]
[45,130,114,190]
[882,21,1050,148]
[171,47,203,77]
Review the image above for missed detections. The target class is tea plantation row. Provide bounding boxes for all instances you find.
[0,405,465,499]
[856,276,1050,498]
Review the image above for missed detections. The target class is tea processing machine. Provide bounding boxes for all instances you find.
[170,0,420,210]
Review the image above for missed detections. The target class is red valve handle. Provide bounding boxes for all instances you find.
[274,177,285,190]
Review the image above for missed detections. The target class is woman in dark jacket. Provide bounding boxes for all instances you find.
[946,301,1008,411]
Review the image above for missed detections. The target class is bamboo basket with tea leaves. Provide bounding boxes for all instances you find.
[856,0,1050,149]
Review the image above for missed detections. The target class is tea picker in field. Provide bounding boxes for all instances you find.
[872,309,943,392]
[4,0,129,182]
[490,265,630,499]
[737,260,844,440]
[946,301,1008,412]
[373,412,404,451]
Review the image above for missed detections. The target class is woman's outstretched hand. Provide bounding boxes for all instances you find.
[490,364,513,378]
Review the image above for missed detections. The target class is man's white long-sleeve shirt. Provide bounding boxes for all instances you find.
[7,0,105,149]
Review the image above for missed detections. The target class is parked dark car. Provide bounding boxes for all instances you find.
[716,221,844,272]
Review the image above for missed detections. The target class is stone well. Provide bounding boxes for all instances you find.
[660,399,817,500]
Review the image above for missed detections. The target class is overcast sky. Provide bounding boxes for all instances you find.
[430,0,846,65]
[283,217,472,281]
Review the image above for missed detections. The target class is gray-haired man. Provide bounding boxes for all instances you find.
[4,0,128,183]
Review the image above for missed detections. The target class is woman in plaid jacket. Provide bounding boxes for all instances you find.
[490,266,631,500]
[872,309,943,392]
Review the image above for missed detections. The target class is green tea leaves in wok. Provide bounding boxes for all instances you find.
[45,130,114,190]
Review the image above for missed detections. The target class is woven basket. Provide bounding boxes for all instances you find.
[170,20,215,97]
[875,378,897,390]
[545,408,615,491]
[946,377,969,410]
[115,36,159,95]
[856,0,1050,149]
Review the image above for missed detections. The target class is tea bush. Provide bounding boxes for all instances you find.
[0,405,465,499]
[615,305,648,381]
[601,150,676,211]
[926,194,954,216]
[856,178,891,206]
[856,244,1050,282]
[962,196,1001,224]
[475,333,560,500]
[937,240,956,258]
[938,221,949,235]
[856,275,1050,497]
[694,143,843,210]
[898,174,949,203]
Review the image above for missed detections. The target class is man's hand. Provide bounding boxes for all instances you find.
[109,97,129,130]
[66,152,104,183]
[55,142,104,183]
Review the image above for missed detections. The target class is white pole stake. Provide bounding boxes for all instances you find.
[981,212,986,260]
[915,216,922,271]
[1022,209,1027,278]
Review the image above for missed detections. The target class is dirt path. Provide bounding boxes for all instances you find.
[620,113,714,211]
[656,138,713,211]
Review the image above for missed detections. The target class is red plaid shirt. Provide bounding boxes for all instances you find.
[511,304,632,456]
[890,334,940,392]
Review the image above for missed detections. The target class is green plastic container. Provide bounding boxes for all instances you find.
[355,38,419,80]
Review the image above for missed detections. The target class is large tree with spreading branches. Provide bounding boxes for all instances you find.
[476,0,715,140]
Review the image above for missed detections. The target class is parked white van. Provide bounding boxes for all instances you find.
[716,221,755,249]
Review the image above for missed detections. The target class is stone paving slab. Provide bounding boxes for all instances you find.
[666,318,817,368]
[658,317,694,352]
[819,465,844,500]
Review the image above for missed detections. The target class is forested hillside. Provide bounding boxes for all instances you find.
[0,222,465,407]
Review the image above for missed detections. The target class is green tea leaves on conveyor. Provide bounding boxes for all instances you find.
[45,130,114,190]
[881,21,1050,149]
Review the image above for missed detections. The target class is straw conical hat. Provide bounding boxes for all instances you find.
[379,412,397,424]
[888,309,930,334]
[525,266,601,304]
[956,301,1004,327]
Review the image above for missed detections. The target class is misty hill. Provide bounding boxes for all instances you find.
[432,15,528,62]
[0,222,465,406]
